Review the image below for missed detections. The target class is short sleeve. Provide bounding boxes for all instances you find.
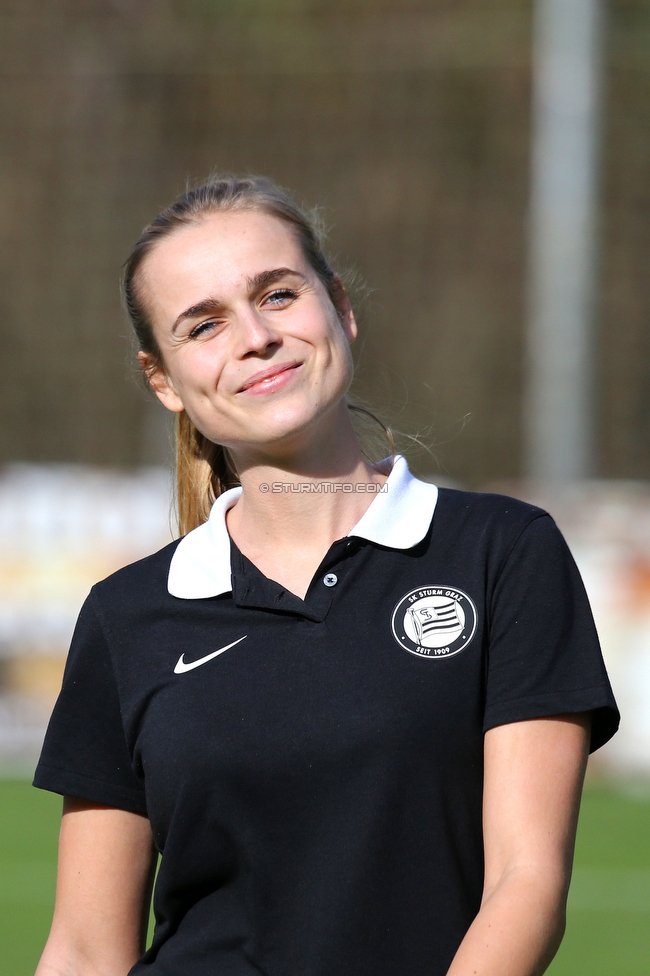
[33,591,148,814]
[484,514,619,752]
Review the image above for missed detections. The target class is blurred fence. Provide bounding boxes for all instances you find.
[3,1,650,488]
[0,463,648,778]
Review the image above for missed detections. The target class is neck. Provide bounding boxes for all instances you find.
[225,403,390,574]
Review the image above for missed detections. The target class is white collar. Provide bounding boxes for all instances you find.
[167,455,438,599]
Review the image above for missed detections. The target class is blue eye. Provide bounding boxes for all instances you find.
[266,289,297,305]
[189,320,217,339]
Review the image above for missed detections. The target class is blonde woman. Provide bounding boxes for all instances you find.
[35,177,618,976]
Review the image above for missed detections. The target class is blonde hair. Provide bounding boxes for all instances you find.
[123,175,392,535]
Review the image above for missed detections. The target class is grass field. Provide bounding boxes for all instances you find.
[1,780,649,975]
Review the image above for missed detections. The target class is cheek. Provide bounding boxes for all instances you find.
[172,346,226,396]
[338,341,355,391]
[310,327,354,401]
[325,320,354,375]
[305,307,350,362]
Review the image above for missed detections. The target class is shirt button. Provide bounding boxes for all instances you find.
[323,573,338,587]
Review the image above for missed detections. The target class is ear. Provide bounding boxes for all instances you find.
[137,351,185,414]
[331,275,358,344]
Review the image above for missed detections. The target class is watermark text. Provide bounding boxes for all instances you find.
[259,481,388,494]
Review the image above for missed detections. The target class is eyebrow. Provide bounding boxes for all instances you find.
[171,267,307,333]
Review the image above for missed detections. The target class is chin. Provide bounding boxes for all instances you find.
[226,403,339,457]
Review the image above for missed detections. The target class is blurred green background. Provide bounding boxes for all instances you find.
[3,780,649,975]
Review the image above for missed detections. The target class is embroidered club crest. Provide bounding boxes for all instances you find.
[391,585,477,658]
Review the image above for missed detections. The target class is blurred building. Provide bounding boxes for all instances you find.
[0,465,172,767]
[505,480,650,778]
[1,466,649,775]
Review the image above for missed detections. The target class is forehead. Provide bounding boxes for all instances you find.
[140,210,306,318]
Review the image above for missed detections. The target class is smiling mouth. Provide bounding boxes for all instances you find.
[238,361,302,394]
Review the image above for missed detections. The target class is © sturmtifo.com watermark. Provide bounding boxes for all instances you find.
[259,482,388,494]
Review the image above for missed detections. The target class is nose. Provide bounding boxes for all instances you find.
[234,306,282,359]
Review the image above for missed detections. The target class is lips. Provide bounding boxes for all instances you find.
[238,361,302,394]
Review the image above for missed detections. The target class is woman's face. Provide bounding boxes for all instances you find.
[139,210,357,459]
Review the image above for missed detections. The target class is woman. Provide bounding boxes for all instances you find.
[34,176,618,976]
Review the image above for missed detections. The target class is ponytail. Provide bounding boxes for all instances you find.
[175,411,239,536]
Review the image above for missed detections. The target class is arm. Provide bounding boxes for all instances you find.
[446,713,590,976]
[36,798,157,976]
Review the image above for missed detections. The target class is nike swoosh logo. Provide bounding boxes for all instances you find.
[173,636,247,674]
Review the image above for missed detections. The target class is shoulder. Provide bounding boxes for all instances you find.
[435,486,548,530]
[431,486,557,562]
[90,537,182,609]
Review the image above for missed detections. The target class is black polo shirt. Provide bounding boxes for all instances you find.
[34,456,619,976]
